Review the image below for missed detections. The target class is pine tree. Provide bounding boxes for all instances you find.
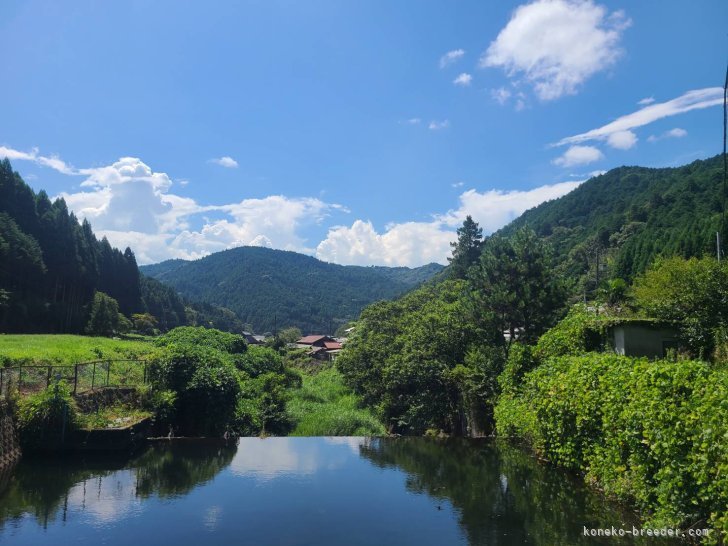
[448,215,483,279]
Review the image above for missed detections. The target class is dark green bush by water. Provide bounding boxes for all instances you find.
[495,354,728,538]
[15,381,78,449]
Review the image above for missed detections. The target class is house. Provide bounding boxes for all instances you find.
[608,319,680,359]
[295,335,343,361]
[242,331,265,345]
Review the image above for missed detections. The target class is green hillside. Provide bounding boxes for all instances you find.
[141,247,444,333]
[500,154,725,289]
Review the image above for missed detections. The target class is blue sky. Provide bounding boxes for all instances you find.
[1,0,726,266]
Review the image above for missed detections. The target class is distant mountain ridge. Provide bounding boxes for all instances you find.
[141,246,444,333]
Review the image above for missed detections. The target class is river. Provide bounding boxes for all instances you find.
[0,437,671,545]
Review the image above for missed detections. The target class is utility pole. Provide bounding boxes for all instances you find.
[721,62,728,260]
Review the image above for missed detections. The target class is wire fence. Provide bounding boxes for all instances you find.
[0,359,148,399]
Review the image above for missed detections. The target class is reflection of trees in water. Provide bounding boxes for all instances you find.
[360,438,665,546]
[133,442,236,498]
[0,441,237,530]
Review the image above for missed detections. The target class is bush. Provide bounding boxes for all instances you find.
[534,304,608,360]
[147,343,241,435]
[15,381,78,449]
[234,345,283,377]
[495,354,728,538]
[155,326,247,355]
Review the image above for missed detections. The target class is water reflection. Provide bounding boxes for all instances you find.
[0,438,675,545]
[360,438,671,545]
[0,441,236,531]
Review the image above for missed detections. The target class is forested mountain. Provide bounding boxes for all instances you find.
[141,247,444,333]
[0,159,243,334]
[0,158,142,332]
[499,154,726,290]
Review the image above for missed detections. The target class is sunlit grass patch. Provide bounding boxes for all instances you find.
[287,366,385,436]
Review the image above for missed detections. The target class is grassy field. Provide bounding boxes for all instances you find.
[0,334,156,367]
[287,365,386,436]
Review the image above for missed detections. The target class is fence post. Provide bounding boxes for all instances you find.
[91,362,96,390]
[106,361,111,387]
[73,364,78,395]
[47,366,52,388]
[18,364,23,392]
[0,367,3,397]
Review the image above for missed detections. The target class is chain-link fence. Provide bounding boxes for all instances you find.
[0,359,148,399]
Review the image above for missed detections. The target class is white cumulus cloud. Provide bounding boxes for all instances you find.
[453,73,473,86]
[316,181,581,267]
[606,129,637,150]
[553,145,604,167]
[209,156,239,168]
[481,0,630,100]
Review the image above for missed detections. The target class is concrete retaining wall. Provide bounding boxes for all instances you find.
[0,400,21,470]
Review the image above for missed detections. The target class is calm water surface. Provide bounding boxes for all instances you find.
[0,437,668,545]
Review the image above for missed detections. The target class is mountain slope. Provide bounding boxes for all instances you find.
[499,154,725,285]
[141,247,444,333]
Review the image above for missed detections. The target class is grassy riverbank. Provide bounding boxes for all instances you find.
[288,366,385,436]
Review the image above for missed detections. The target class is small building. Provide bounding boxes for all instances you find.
[608,319,680,359]
[242,332,265,345]
[296,335,343,361]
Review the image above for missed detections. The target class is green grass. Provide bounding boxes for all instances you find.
[0,334,156,367]
[287,366,386,436]
[78,404,152,429]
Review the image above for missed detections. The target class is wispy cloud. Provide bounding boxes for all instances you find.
[555,88,721,147]
[647,127,688,143]
[638,96,655,106]
[208,156,238,168]
[428,120,450,131]
[0,145,77,174]
[439,49,465,68]
[481,0,630,100]
[453,73,473,86]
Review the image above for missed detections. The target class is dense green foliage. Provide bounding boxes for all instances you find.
[287,366,385,436]
[470,227,564,347]
[85,291,130,336]
[495,354,728,536]
[500,154,726,293]
[338,227,561,436]
[0,159,142,332]
[15,381,79,449]
[447,215,483,279]
[147,327,297,436]
[632,256,728,357]
[140,246,444,333]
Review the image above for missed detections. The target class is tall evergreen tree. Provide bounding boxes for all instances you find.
[448,216,483,279]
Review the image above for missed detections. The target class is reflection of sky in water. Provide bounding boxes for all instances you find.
[229,437,369,480]
[65,469,143,527]
[0,438,655,546]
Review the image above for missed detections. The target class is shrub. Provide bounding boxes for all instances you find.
[15,381,78,449]
[495,354,728,538]
[147,343,241,435]
[534,304,609,360]
[155,326,247,355]
[234,345,283,377]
